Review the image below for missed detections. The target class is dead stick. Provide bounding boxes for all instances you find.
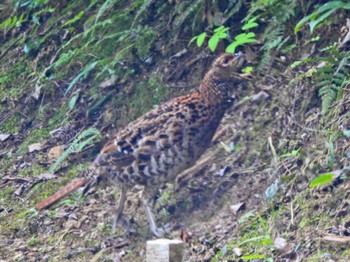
[35,178,89,210]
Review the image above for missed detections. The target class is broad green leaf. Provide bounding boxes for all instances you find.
[235,32,255,41]
[225,42,238,53]
[214,25,225,33]
[247,16,258,23]
[196,32,206,47]
[216,31,227,39]
[234,38,258,45]
[208,35,220,52]
[189,35,198,45]
[242,22,258,30]
[242,66,253,73]
[310,173,335,188]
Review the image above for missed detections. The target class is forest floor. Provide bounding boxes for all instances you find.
[0,1,349,261]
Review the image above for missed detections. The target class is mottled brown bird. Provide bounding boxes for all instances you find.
[36,52,247,236]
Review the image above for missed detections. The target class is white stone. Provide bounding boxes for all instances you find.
[146,239,184,262]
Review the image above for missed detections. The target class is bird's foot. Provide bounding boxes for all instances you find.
[112,214,131,233]
[151,223,172,238]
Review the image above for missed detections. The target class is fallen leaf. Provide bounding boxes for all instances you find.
[28,143,42,153]
[99,74,117,88]
[0,134,10,142]
[36,173,56,180]
[48,145,64,160]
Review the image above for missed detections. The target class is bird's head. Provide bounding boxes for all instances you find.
[209,52,246,81]
[200,52,249,101]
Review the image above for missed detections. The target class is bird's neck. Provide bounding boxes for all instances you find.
[199,75,232,105]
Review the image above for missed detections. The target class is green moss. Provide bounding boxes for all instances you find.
[47,103,70,128]
[130,74,170,119]
[17,164,46,178]
[17,128,51,154]
[134,27,157,60]
[0,59,33,101]
[0,112,22,133]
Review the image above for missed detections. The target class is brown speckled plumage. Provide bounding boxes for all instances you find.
[35,53,246,236]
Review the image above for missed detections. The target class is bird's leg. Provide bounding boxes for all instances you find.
[112,185,128,232]
[142,188,164,237]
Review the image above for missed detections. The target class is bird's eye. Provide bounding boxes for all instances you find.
[223,57,230,64]
[221,56,233,66]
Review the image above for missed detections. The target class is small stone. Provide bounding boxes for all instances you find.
[233,247,242,257]
[28,143,42,153]
[251,91,270,102]
[274,237,294,255]
[230,202,245,214]
[274,237,287,250]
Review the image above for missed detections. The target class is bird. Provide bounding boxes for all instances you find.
[35,52,247,237]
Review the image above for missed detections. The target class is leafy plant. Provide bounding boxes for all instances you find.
[295,1,350,34]
[190,18,258,52]
[49,127,101,173]
[190,26,229,51]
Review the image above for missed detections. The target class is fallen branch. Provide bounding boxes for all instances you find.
[35,178,89,210]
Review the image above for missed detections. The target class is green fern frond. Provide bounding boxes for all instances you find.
[257,22,286,71]
[315,54,350,115]
[173,0,203,34]
[49,127,101,173]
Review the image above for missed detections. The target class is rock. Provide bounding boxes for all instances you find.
[146,239,184,262]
